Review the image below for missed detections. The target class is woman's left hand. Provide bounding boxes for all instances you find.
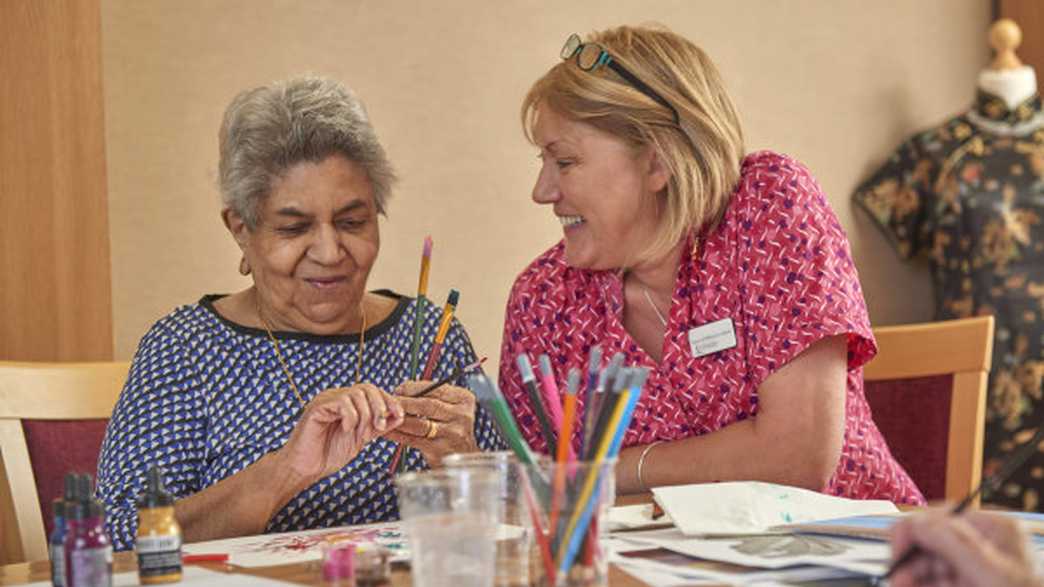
[382,382,479,466]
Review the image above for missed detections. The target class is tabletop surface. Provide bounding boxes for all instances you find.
[0,494,658,586]
[0,553,648,586]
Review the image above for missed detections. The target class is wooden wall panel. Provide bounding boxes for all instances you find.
[0,0,113,361]
[999,0,1044,78]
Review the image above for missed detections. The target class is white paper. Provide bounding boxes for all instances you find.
[653,481,898,536]
[617,527,890,576]
[611,549,865,586]
[182,521,408,568]
[23,565,294,586]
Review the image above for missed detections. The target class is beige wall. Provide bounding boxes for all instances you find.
[102,1,991,375]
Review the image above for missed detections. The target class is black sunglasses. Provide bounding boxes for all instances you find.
[560,33,680,125]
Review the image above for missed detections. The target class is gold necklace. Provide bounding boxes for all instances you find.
[256,294,367,408]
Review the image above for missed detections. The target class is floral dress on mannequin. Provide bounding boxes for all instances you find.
[854,90,1044,511]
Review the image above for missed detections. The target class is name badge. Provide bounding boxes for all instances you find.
[687,318,737,358]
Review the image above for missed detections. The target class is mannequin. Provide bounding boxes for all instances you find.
[977,18,1037,109]
[969,19,1042,136]
[853,19,1044,512]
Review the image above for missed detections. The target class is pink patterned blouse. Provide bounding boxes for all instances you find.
[499,151,925,504]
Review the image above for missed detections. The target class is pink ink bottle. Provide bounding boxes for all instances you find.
[63,474,112,587]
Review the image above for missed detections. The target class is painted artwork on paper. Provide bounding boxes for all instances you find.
[182,522,408,568]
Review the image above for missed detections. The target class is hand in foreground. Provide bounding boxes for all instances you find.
[382,381,478,467]
[889,510,1041,587]
[277,384,404,483]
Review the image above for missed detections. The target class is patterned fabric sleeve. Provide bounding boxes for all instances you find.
[96,319,206,551]
[851,133,939,259]
[738,153,877,387]
[498,273,550,455]
[439,317,507,451]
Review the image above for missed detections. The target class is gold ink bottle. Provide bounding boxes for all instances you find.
[136,465,182,584]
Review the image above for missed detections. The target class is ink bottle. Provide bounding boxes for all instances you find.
[63,474,113,587]
[321,540,355,586]
[352,544,390,586]
[49,496,66,587]
[135,465,182,584]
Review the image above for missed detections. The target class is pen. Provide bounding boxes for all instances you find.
[182,553,229,564]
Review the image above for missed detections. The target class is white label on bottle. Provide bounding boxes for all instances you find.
[69,546,112,587]
[136,535,181,552]
[49,542,66,587]
[136,535,182,578]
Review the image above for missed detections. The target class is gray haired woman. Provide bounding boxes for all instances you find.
[96,76,502,550]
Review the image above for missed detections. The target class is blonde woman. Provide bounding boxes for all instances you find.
[498,25,924,503]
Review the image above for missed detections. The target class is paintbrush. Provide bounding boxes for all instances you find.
[420,289,460,380]
[407,236,433,379]
[411,356,486,398]
[386,357,487,475]
[874,423,1044,585]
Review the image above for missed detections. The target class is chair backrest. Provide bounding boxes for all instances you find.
[863,316,993,504]
[0,361,128,564]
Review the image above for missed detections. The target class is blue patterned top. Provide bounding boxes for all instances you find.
[96,291,504,551]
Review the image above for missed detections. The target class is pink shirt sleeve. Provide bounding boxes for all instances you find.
[498,264,554,454]
[734,153,877,388]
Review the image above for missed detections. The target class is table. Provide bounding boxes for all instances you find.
[0,553,647,586]
[0,493,657,586]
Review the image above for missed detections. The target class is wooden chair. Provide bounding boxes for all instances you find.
[863,316,993,504]
[0,361,128,564]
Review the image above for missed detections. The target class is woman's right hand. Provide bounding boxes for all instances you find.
[890,510,1041,587]
[276,384,404,484]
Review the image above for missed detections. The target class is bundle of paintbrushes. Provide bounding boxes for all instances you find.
[469,348,649,586]
[388,237,468,474]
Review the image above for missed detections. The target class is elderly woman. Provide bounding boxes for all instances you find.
[499,25,925,504]
[97,76,502,550]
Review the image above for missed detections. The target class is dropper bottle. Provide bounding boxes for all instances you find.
[48,474,75,587]
[135,465,182,584]
[63,474,113,587]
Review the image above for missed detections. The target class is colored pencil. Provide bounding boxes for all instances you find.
[420,289,460,379]
[518,464,557,585]
[578,345,602,456]
[469,374,538,466]
[558,371,645,575]
[537,354,564,428]
[555,389,631,573]
[548,372,578,533]
[407,236,433,379]
[517,354,558,452]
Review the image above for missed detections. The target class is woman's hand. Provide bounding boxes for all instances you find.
[890,510,1041,587]
[277,384,405,483]
[383,382,479,467]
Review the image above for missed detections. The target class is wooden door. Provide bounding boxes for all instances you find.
[998,0,1044,78]
[0,0,113,362]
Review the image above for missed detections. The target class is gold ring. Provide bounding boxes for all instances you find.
[424,419,438,439]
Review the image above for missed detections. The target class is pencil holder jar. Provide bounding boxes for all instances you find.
[516,458,616,587]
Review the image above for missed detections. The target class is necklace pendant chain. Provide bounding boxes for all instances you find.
[642,286,669,328]
[257,294,367,409]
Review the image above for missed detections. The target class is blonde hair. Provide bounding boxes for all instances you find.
[522,25,745,264]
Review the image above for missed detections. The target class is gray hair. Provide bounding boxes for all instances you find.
[218,76,396,228]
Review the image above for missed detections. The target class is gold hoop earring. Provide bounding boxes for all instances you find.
[239,256,251,276]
